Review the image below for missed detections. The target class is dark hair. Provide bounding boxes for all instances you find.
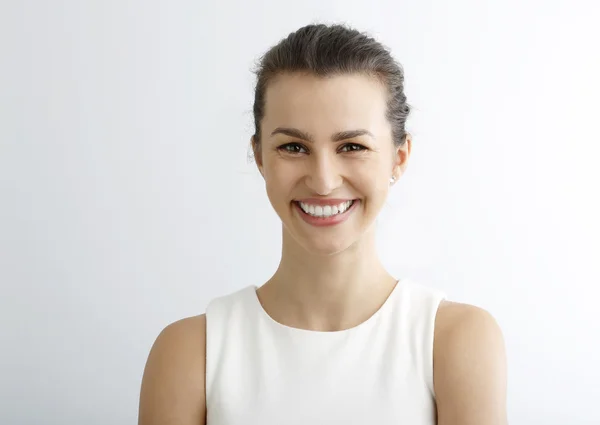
[252,23,411,154]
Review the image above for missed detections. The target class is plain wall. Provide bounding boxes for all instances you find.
[1,0,599,424]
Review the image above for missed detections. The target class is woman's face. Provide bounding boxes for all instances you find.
[255,72,410,255]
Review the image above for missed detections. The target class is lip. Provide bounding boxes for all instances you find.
[295,198,355,206]
[293,199,358,227]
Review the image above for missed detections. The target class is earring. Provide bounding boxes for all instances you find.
[389,176,396,185]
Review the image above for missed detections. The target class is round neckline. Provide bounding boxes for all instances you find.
[248,278,406,336]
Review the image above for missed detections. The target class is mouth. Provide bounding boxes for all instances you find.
[292,199,358,227]
[296,200,355,217]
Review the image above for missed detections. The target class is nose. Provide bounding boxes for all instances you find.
[305,151,343,196]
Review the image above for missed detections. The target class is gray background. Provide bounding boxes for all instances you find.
[1,0,599,423]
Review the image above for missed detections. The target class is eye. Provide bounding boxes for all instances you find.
[339,143,367,153]
[278,142,308,154]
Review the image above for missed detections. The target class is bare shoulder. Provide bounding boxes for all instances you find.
[435,300,503,338]
[433,301,508,425]
[138,315,207,425]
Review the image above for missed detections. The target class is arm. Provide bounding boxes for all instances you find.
[138,315,207,425]
[433,302,508,425]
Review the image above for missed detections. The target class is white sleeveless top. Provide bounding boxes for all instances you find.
[205,278,446,425]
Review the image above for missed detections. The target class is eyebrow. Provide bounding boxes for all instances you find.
[270,127,374,142]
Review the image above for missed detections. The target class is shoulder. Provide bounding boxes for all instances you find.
[434,300,503,342]
[147,315,207,369]
[138,315,207,425]
[433,301,508,424]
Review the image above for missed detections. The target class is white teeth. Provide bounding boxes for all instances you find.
[298,200,354,217]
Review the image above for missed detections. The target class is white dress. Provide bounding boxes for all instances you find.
[205,278,446,424]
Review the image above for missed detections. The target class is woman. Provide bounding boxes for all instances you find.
[138,23,508,425]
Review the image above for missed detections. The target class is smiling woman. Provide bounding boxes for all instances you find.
[138,23,508,425]
[257,71,399,255]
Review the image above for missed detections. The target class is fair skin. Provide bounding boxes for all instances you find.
[138,72,508,425]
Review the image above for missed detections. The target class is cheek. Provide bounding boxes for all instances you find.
[350,162,390,195]
[264,159,300,200]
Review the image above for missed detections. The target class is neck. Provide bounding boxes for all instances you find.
[260,226,398,331]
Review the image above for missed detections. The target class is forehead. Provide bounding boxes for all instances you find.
[262,72,390,137]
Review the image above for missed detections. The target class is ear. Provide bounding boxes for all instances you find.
[392,134,412,180]
[251,136,264,177]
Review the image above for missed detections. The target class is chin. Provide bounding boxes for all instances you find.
[278,199,374,255]
[297,233,360,256]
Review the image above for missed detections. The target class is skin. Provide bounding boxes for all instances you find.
[138,72,508,425]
